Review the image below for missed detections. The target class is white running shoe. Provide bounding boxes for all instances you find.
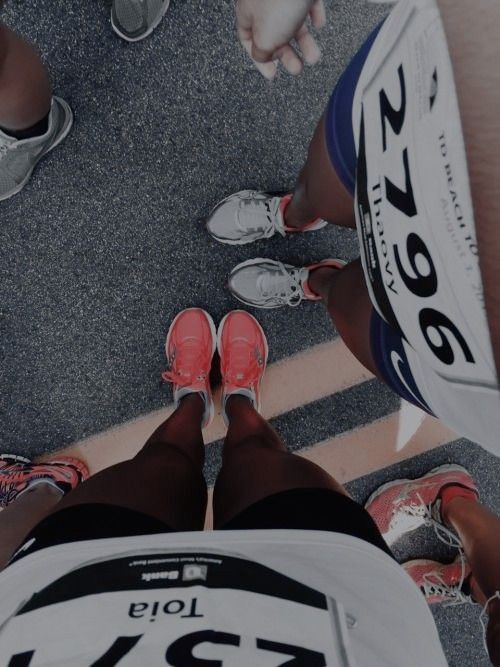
[0,97,73,201]
[206,191,327,245]
[111,0,170,42]
[228,258,345,309]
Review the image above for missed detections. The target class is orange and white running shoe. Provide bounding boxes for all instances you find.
[365,464,478,547]
[0,454,89,508]
[404,555,473,606]
[162,308,216,428]
[217,310,268,424]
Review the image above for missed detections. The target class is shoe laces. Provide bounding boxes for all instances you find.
[235,194,285,239]
[0,462,67,507]
[0,136,11,160]
[256,262,305,307]
[401,492,463,549]
[405,492,499,655]
[224,339,264,387]
[480,591,500,655]
[162,342,208,387]
[0,462,32,485]
[421,555,472,607]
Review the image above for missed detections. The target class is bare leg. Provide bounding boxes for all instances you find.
[284,113,356,230]
[0,483,62,570]
[213,395,348,527]
[275,109,380,376]
[443,497,500,664]
[308,258,381,378]
[45,394,208,530]
[0,23,51,130]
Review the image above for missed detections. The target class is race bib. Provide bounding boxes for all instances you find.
[353,0,497,389]
[0,552,356,666]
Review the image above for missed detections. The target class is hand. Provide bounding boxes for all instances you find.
[235,0,326,79]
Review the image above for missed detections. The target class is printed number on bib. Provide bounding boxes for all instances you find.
[354,1,496,387]
[0,553,355,666]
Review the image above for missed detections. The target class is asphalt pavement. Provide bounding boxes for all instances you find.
[1,0,386,453]
[1,1,498,664]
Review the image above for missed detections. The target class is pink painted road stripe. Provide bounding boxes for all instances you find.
[299,409,456,485]
[39,338,372,475]
[202,409,456,529]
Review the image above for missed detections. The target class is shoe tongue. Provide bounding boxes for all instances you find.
[257,271,288,297]
[176,339,203,376]
[227,339,255,380]
[236,197,280,235]
[257,266,304,300]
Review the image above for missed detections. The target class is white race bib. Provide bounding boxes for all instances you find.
[353,0,497,390]
[0,551,356,666]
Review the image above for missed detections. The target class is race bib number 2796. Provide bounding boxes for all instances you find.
[353,0,496,388]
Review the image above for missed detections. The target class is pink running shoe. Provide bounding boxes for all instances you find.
[404,555,472,605]
[0,454,89,508]
[365,464,478,546]
[162,308,217,428]
[217,310,268,424]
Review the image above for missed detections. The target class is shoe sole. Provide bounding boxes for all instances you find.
[0,453,31,465]
[364,463,474,518]
[0,96,74,202]
[216,310,269,415]
[206,191,326,246]
[165,308,217,426]
[45,456,90,482]
[111,0,170,42]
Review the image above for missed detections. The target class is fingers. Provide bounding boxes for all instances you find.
[295,23,321,66]
[236,0,326,79]
[252,57,279,80]
[273,44,303,76]
[310,0,327,29]
[251,42,276,65]
[238,25,278,80]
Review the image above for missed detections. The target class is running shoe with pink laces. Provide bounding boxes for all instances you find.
[404,555,473,606]
[0,454,89,508]
[217,310,268,424]
[365,464,478,547]
[162,308,216,428]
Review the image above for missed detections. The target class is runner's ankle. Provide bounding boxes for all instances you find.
[440,484,479,525]
[282,195,314,230]
[307,266,338,298]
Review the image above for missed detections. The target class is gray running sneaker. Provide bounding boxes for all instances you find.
[207,190,328,245]
[0,96,73,202]
[111,0,170,42]
[228,258,346,309]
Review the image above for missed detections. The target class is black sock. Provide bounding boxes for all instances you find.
[0,112,49,140]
